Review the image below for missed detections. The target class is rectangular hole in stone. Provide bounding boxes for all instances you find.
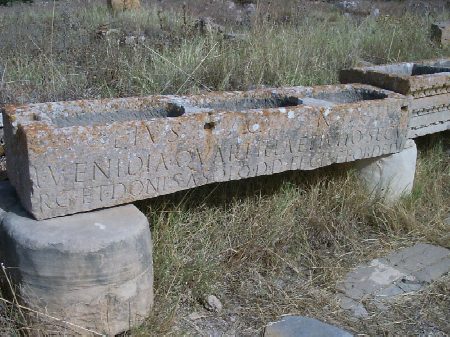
[368,62,450,77]
[196,94,301,111]
[50,102,186,128]
[411,64,450,76]
[368,64,413,76]
[311,88,388,104]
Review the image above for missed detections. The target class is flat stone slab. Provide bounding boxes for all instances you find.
[2,84,409,219]
[0,180,153,335]
[337,243,450,315]
[264,316,352,337]
[339,58,450,138]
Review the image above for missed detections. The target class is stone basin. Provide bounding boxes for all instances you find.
[339,58,450,138]
[2,84,409,219]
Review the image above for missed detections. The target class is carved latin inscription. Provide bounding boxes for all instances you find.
[3,85,409,219]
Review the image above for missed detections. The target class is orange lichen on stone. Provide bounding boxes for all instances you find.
[3,84,409,219]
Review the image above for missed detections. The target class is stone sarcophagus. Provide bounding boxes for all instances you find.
[339,58,450,138]
[3,84,409,219]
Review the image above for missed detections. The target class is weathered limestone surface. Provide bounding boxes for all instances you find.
[0,183,153,335]
[339,58,450,138]
[3,84,409,219]
[355,139,417,201]
[431,21,450,46]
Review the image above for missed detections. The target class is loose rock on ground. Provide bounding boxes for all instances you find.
[337,243,450,316]
[204,295,223,313]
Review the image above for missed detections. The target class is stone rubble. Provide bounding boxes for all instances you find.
[204,295,223,313]
[337,243,450,316]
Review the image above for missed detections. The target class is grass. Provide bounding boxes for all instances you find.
[0,0,449,335]
[135,134,449,335]
[0,1,449,104]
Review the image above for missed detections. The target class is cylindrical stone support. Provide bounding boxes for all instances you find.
[355,140,417,201]
[0,203,153,335]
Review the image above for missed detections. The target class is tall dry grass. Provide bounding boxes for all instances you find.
[0,1,449,335]
[0,2,449,104]
[133,133,449,336]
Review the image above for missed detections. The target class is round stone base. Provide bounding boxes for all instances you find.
[355,139,417,201]
[0,203,153,335]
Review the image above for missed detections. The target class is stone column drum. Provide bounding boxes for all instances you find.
[0,181,153,335]
[355,140,417,201]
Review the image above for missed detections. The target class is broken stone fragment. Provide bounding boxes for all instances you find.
[336,294,368,318]
[337,243,450,317]
[204,295,223,312]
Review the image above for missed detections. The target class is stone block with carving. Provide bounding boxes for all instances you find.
[3,84,409,219]
[340,58,450,138]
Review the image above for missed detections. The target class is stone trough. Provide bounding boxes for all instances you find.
[339,58,450,138]
[2,84,409,219]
